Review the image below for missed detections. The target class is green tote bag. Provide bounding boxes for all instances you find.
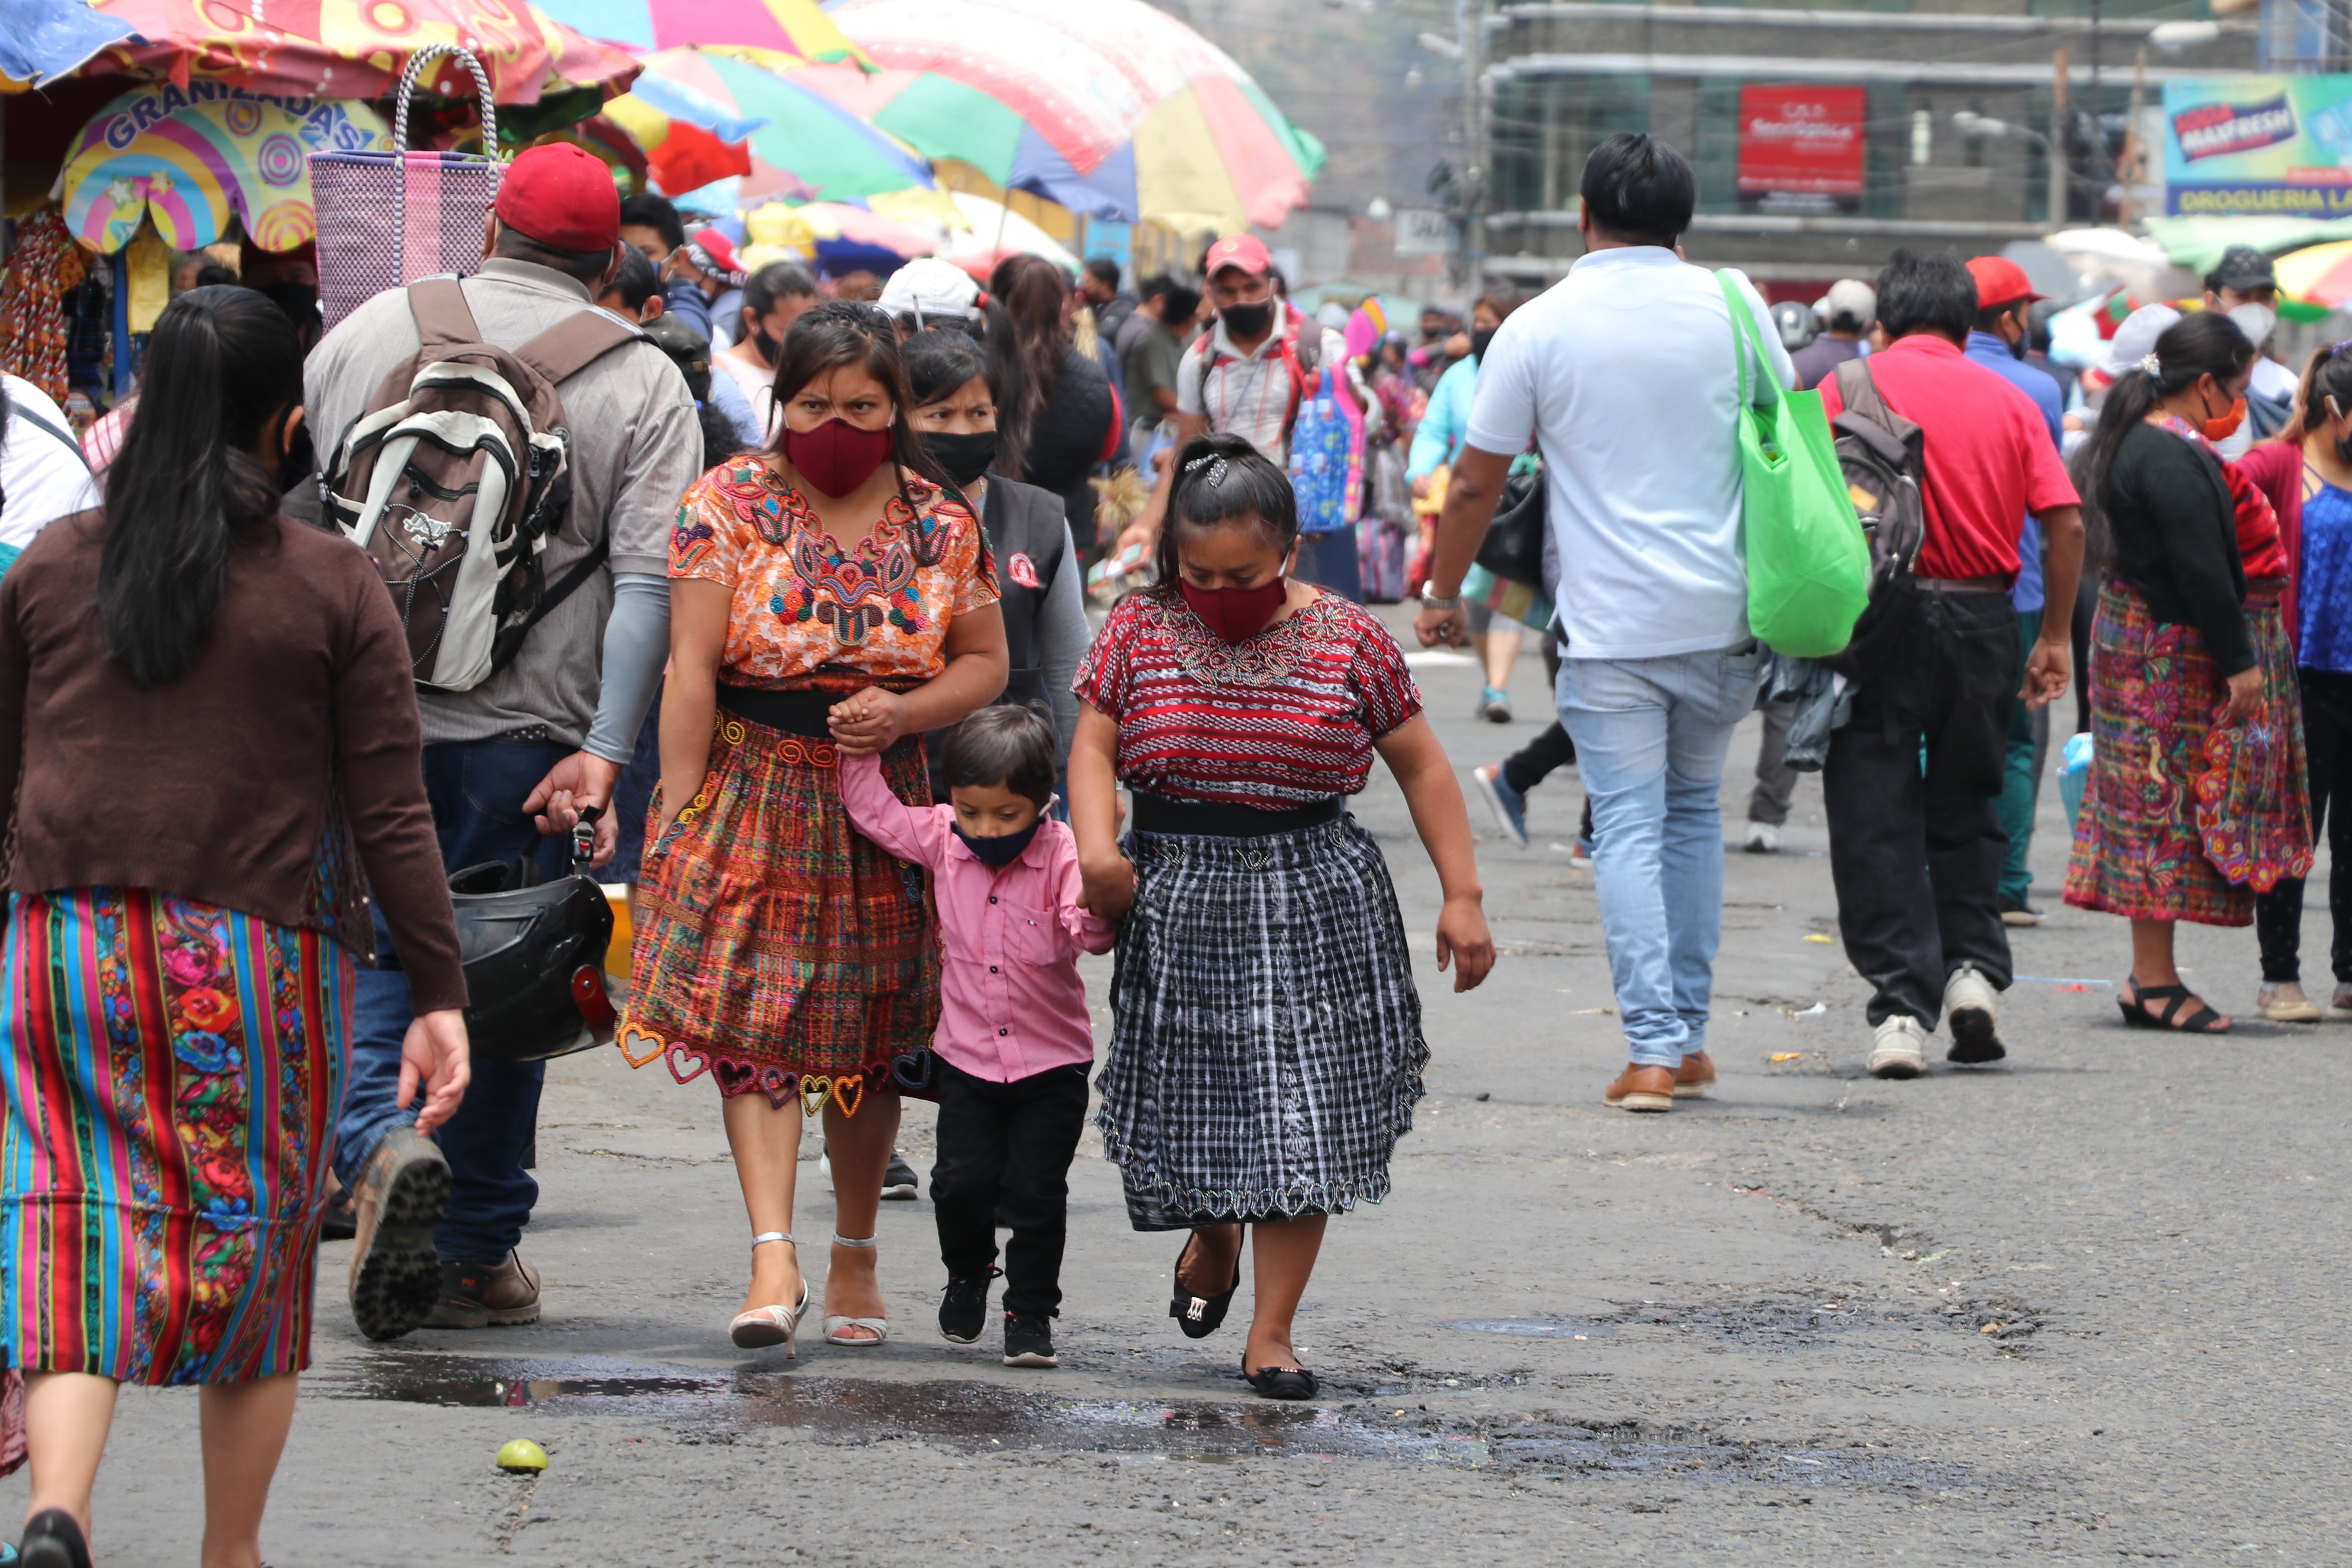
[1715,272,1869,659]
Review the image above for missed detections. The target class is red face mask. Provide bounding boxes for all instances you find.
[1178,574,1288,643]
[781,417,895,498]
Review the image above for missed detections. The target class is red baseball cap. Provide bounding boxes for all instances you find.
[1203,234,1273,279]
[1967,255,2047,310]
[493,143,620,254]
[686,225,743,278]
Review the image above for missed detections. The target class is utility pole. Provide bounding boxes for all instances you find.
[2117,45,2149,227]
[2051,48,2070,226]
[1457,0,1487,293]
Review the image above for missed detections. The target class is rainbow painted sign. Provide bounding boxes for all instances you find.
[59,86,390,254]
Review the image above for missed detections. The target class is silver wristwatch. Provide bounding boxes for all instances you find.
[1420,583,1463,612]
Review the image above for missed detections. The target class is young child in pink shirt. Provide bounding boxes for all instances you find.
[837,704,1115,1368]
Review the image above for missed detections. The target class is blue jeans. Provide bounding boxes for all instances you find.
[1558,647,1762,1069]
[334,738,569,1263]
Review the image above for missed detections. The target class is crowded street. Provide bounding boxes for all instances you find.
[17,640,2336,1564]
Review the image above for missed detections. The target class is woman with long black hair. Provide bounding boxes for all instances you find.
[0,286,469,1565]
[2065,312,2310,1033]
[989,255,1118,553]
[623,301,1007,1354]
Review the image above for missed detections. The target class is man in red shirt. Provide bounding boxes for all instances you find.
[1814,251,2085,1080]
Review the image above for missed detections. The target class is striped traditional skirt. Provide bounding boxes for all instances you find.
[2065,579,2312,925]
[1098,816,1428,1231]
[620,713,940,1114]
[0,888,351,1386]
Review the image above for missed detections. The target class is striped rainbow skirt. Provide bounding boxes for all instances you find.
[0,888,351,1386]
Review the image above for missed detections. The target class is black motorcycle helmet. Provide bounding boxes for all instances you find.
[449,812,617,1064]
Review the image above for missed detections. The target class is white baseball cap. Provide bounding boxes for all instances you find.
[1825,278,1876,330]
[2101,303,2181,379]
[879,257,983,325]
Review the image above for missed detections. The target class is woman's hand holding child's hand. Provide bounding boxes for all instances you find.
[828,689,909,755]
[1080,853,1138,921]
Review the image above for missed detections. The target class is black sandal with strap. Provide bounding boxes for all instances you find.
[1242,1352,1318,1400]
[1168,1233,1241,1340]
[2119,981,2230,1034]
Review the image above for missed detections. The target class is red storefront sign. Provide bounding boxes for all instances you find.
[1738,85,1868,199]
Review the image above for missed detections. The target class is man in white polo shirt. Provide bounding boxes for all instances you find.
[1415,132,1791,1115]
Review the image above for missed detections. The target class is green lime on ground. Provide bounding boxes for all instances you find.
[496,1438,548,1473]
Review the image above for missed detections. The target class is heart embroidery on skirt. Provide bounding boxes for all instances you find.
[889,1049,936,1094]
[798,1076,833,1117]
[665,1041,712,1084]
[617,1021,664,1069]
[831,1073,865,1119]
[713,1058,759,1097]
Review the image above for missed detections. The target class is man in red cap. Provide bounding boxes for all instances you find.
[1119,231,1361,598]
[303,141,702,1338]
[1963,254,2069,935]
[1811,249,2083,1082]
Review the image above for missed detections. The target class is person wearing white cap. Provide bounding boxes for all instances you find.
[1789,278,1875,390]
[880,256,987,329]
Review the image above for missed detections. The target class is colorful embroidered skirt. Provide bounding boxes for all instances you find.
[2065,579,2309,925]
[621,714,939,1113]
[0,889,351,1386]
[1097,816,1427,1231]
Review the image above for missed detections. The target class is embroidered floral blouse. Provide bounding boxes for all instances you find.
[1072,586,1423,809]
[669,456,999,686]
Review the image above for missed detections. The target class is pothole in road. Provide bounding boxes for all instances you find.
[318,1353,1983,1493]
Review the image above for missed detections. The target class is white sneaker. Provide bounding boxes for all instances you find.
[1942,961,2006,1064]
[1743,822,1779,853]
[1868,1015,1928,1079]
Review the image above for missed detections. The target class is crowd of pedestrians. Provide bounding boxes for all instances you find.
[0,122,2344,1566]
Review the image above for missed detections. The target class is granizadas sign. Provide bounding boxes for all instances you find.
[2163,75,2352,215]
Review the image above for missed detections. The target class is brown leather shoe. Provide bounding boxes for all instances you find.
[346,1127,449,1342]
[424,1249,541,1329]
[1603,1064,1675,1112]
[1672,1050,1716,1098]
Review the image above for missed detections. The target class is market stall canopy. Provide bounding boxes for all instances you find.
[58,85,391,253]
[635,47,929,202]
[530,0,862,61]
[77,0,637,103]
[2142,215,2352,277]
[828,0,1323,234]
[2273,240,2352,311]
[1,0,135,90]
[2045,227,2198,305]
[603,70,764,197]
[746,198,932,272]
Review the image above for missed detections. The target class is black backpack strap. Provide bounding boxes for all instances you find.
[7,401,89,473]
[511,310,642,389]
[489,534,610,676]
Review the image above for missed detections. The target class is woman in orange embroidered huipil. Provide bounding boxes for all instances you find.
[623,303,1007,1353]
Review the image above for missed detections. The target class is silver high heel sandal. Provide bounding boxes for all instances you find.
[822,1233,890,1346]
[729,1232,809,1353]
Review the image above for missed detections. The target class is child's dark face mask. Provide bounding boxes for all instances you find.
[949,781,1045,868]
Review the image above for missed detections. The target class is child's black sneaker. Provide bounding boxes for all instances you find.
[939,1270,997,1344]
[1002,1310,1056,1368]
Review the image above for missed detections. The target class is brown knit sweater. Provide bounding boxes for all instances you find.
[0,511,466,1012]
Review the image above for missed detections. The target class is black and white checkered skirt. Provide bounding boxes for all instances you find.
[1097,815,1428,1231]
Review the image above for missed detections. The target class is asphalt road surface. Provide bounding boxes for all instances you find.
[33,609,2349,1565]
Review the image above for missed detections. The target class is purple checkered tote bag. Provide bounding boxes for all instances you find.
[313,44,502,332]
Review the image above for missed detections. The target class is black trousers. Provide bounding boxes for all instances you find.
[2256,668,2352,985]
[931,1059,1091,1319]
[1503,636,1576,795]
[1823,589,2018,1028]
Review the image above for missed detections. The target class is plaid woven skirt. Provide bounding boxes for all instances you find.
[2065,579,2310,925]
[0,888,351,1385]
[619,714,939,1114]
[1098,816,1428,1231]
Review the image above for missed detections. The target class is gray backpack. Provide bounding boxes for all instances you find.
[322,278,638,690]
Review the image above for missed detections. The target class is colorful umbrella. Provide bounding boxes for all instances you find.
[1,0,134,89]
[529,0,861,61]
[744,200,931,273]
[604,69,764,197]
[78,0,638,103]
[937,190,1076,275]
[828,0,1323,233]
[60,85,392,253]
[635,47,931,202]
[2274,240,2352,312]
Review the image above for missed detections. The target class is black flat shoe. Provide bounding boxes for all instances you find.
[20,1508,92,1568]
[1167,1233,1240,1340]
[1241,1352,1318,1401]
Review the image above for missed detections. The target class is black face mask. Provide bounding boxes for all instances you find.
[926,429,1000,488]
[955,819,1042,868]
[1470,327,1497,363]
[751,328,782,369]
[1221,299,1274,339]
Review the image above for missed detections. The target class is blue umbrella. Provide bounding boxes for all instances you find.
[0,0,133,85]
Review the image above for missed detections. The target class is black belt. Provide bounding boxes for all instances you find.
[1130,792,1343,838]
[716,684,839,737]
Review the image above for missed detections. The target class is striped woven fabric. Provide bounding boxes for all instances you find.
[0,888,350,1386]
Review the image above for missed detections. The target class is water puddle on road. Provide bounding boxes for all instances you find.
[318,1353,1984,1493]
[1434,1319,1614,1338]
